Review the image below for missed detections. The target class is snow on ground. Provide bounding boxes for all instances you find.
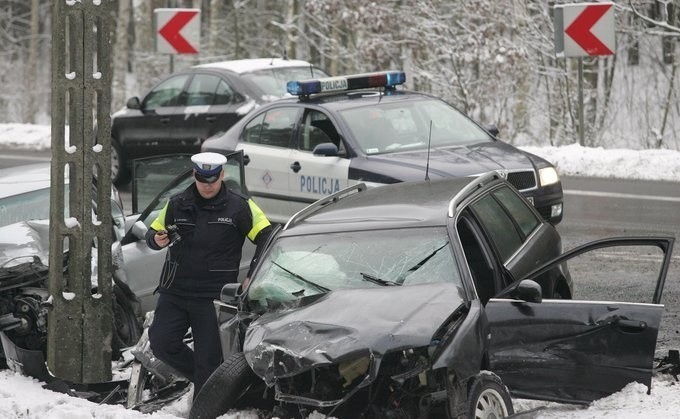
[0,123,679,418]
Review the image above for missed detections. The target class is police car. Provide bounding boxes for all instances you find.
[201,71,564,224]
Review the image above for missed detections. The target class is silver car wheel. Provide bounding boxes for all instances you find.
[475,387,510,419]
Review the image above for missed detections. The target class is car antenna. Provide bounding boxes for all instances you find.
[425,120,432,181]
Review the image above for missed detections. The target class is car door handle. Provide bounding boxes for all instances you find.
[160,117,170,124]
[290,162,301,173]
[243,155,250,166]
[614,318,647,332]
[205,116,217,122]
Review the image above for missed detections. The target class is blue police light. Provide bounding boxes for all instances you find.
[287,71,406,96]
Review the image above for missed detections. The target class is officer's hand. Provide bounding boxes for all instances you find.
[154,230,170,248]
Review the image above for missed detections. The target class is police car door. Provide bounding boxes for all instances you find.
[288,110,350,215]
[236,107,298,224]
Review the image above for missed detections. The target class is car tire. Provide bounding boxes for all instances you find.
[111,140,130,187]
[189,352,267,419]
[465,371,514,419]
[111,280,143,358]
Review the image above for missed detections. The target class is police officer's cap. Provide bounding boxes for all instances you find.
[191,152,226,183]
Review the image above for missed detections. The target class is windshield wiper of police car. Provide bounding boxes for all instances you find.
[272,261,330,293]
[360,272,400,286]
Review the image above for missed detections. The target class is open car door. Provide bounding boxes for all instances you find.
[118,151,248,312]
[486,237,674,404]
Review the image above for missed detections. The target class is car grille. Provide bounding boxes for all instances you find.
[506,171,536,191]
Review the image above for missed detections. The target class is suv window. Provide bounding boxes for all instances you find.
[492,187,540,237]
[471,192,523,262]
[143,75,190,110]
[242,107,299,148]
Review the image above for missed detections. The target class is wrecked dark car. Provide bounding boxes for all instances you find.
[187,173,675,419]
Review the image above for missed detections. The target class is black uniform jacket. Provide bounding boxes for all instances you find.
[145,183,271,299]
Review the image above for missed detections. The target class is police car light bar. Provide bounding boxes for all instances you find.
[287,71,406,96]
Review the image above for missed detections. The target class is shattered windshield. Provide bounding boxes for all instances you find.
[247,227,461,309]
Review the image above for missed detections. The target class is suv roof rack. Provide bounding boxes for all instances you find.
[284,183,367,230]
[448,172,502,217]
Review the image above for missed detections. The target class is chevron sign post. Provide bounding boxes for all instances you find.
[553,2,615,146]
[155,8,201,54]
[554,2,615,57]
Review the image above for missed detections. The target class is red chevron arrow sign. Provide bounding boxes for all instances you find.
[155,8,201,54]
[556,2,615,57]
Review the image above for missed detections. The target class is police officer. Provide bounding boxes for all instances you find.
[145,152,272,397]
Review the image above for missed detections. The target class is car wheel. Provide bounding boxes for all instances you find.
[465,371,513,419]
[189,352,268,419]
[111,140,130,187]
[111,281,143,358]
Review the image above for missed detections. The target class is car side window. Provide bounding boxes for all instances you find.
[492,187,540,237]
[299,110,342,152]
[242,107,298,148]
[457,216,500,305]
[143,75,190,110]
[184,74,220,106]
[471,193,523,262]
[214,79,242,105]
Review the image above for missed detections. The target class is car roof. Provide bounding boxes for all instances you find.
[282,177,483,236]
[192,58,317,74]
[0,163,55,199]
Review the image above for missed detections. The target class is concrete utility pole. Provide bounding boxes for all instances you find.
[48,0,115,383]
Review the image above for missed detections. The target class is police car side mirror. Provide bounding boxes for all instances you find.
[312,142,338,156]
[126,96,141,110]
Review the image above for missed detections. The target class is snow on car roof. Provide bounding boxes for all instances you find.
[193,58,316,74]
[0,163,59,199]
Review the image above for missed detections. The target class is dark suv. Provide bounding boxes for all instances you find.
[189,173,672,419]
[110,58,328,186]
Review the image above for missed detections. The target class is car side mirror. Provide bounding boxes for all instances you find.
[220,282,242,305]
[131,220,148,240]
[513,279,542,303]
[126,96,141,110]
[484,124,499,138]
[312,142,338,156]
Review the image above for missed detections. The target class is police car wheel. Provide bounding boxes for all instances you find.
[189,352,272,419]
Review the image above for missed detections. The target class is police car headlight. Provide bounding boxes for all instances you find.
[538,167,559,186]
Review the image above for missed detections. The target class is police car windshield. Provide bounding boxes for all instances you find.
[247,227,462,310]
[339,99,492,155]
[242,67,330,99]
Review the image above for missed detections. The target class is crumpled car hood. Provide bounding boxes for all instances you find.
[368,142,533,179]
[0,220,52,268]
[243,283,465,384]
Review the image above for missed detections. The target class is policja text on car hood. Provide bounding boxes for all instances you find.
[242,283,466,385]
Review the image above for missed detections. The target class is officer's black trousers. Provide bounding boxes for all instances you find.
[149,292,222,397]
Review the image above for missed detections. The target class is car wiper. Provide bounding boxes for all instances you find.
[396,242,448,284]
[272,261,330,293]
[360,272,400,286]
